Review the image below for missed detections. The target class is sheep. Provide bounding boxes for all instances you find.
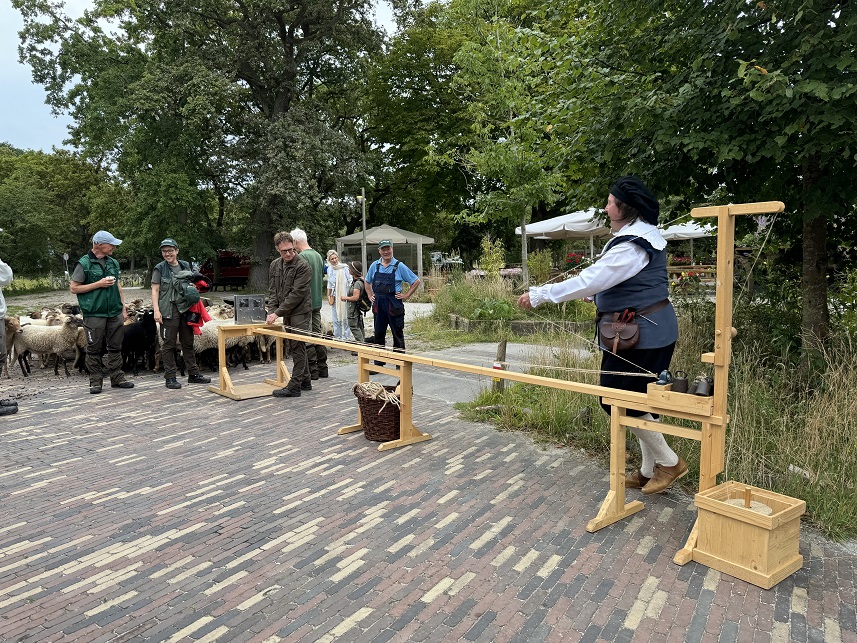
[3,316,22,378]
[13,315,84,377]
[121,309,157,375]
[193,319,251,372]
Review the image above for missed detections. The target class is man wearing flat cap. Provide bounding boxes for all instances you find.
[152,238,212,390]
[364,239,421,358]
[70,230,134,394]
[519,176,686,495]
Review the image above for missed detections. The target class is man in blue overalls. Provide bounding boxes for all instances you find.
[364,240,421,360]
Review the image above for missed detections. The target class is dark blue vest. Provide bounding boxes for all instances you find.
[595,236,677,349]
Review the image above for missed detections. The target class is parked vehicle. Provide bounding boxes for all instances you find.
[199,251,250,290]
[430,251,464,271]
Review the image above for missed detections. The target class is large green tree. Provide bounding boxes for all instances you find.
[486,0,856,339]
[14,0,384,289]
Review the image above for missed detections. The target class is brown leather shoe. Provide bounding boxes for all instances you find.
[625,469,651,489]
[642,457,688,495]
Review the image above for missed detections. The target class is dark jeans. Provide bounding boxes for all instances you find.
[84,314,126,386]
[161,310,200,379]
[306,307,328,375]
[599,343,676,417]
[283,312,311,389]
[372,297,405,353]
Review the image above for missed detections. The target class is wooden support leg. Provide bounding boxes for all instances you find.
[587,404,644,532]
[675,421,723,565]
[264,337,290,388]
[338,355,371,435]
[376,361,431,451]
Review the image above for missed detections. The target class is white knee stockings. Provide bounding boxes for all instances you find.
[629,413,680,478]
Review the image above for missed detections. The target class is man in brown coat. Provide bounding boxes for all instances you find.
[266,231,313,397]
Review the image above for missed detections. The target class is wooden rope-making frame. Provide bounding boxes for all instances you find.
[209,201,785,566]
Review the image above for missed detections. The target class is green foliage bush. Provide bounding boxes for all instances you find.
[478,235,506,277]
[527,249,552,285]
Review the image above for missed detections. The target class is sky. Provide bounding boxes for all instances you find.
[0,0,395,153]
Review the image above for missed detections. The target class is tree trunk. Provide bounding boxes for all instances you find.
[800,154,829,344]
[801,215,828,342]
[520,206,530,288]
[249,204,273,293]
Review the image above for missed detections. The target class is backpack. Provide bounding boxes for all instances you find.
[355,279,372,314]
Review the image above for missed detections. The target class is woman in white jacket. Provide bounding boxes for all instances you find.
[326,250,353,341]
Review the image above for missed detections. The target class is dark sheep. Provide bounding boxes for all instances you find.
[121,309,157,375]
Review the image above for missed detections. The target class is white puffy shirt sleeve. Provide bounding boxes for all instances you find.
[528,242,650,308]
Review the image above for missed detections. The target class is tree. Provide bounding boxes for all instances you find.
[14,0,385,289]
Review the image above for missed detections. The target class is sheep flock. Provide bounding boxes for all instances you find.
[3,300,318,380]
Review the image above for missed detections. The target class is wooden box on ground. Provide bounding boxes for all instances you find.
[693,481,805,589]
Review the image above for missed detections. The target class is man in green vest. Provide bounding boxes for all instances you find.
[290,227,328,379]
[151,238,211,389]
[69,230,134,394]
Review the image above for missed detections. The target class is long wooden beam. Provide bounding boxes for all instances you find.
[253,327,720,424]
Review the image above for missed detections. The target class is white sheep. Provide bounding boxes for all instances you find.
[13,315,85,377]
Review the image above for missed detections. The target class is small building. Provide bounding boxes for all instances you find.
[336,224,435,282]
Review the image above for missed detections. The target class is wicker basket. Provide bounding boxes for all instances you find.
[354,384,400,442]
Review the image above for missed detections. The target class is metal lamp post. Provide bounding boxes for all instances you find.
[357,188,367,271]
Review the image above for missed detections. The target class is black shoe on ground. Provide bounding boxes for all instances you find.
[165,378,182,389]
[310,373,319,381]
[272,386,301,398]
[318,369,329,378]
[111,381,134,389]
[188,374,211,384]
[301,380,312,391]
[0,405,18,416]
[0,399,17,407]
[90,385,103,394]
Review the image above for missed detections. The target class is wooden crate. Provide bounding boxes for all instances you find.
[647,382,714,416]
[693,481,805,589]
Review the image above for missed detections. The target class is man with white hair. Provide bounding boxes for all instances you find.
[290,227,328,379]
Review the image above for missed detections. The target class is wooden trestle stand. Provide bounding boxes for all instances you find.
[209,201,796,580]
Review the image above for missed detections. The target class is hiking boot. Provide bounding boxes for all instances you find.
[111,381,134,389]
[90,381,103,394]
[300,380,312,391]
[0,405,18,416]
[318,369,329,378]
[272,386,301,398]
[165,378,182,390]
[188,374,211,384]
[310,372,319,381]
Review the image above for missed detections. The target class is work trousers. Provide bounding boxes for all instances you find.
[84,314,126,386]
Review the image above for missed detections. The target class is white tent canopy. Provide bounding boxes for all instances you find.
[659,221,716,264]
[336,224,434,282]
[515,208,610,258]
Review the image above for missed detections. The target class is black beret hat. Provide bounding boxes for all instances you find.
[610,176,659,225]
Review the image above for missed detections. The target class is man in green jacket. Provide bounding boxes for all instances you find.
[290,227,328,379]
[69,230,134,394]
[151,238,211,390]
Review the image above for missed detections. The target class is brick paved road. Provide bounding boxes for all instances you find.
[1,368,855,643]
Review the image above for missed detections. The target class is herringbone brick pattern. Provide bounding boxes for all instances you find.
[1,368,855,642]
